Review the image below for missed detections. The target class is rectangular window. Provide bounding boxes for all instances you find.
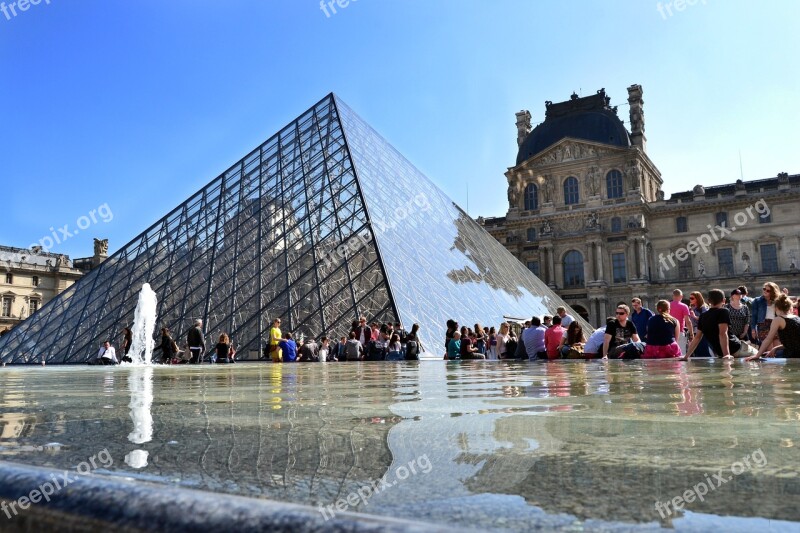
[760,244,779,273]
[526,261,540,277]
[676,217,688,233]
[32,276,39,287]
[759,211,772,224]
[4,274,12,284]
[717,248,734,276]
[716,212,728,227]
[678,257,693,280]
[612,253,627,283]
[1,297,11,317]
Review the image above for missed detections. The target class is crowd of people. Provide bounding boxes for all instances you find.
[441,284,800,362]
[90,316,424,365]
[87,283,800,365]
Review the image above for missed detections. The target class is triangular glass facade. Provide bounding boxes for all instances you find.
[0,94,589,364]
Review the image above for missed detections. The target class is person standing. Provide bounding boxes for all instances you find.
[642,301,682,359]
[120,327,133,363]
[726,289,751,341]
[187,319,206,364]
[630,298,653,343]
[670,290,694,352]
[269,318,283,362]
[404,323,421,360]
[556,307,574,329]
[486,326,498,360]
[159,327,178,364]
[746,293,800,360]
[683,289,740,360]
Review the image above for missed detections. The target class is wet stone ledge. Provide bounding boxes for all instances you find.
[0,461,455,533]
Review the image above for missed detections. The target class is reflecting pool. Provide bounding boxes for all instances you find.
[1,361,799,531]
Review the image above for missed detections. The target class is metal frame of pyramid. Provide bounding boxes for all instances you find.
[0,94,590,364]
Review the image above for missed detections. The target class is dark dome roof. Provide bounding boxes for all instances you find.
[516,91,631,165]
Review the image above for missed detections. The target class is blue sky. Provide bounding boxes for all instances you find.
[1,0,798,259]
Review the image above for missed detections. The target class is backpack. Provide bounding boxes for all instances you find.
[405,340,420,360]
[505,338,518,359]
[368,340,387,361]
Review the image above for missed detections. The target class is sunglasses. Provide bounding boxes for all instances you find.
[616,311,626,315]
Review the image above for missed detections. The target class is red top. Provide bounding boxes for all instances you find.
[545,325,565,359]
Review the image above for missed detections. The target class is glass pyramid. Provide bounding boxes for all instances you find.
[0,94,589,364]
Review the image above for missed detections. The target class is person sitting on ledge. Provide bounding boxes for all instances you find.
[746,293,800,360]
[279,332,297,363]
[93,340,118,365]
[642,300,682,359]
[602,305,643,359]
[681,289,740,360]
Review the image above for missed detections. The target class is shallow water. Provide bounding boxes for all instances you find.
[1,361,799,531]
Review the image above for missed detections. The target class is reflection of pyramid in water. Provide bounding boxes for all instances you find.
[0,94,589,364]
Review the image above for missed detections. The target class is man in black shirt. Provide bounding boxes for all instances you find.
[682,289,741,360]
[602,305,643,359]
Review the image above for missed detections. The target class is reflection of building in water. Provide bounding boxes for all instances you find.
[456,364,800,525]
[0,413,37,440]
[0,366,399,508]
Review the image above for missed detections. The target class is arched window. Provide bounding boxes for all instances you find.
[606,170,624,199]
[563,250,585,288]
[524,183,538,210]
[526,227,536,242]
[563,176,580,205]
[611,217,622,233]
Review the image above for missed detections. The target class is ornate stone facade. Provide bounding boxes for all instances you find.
[481,86,800,326]
[0,246,85,334]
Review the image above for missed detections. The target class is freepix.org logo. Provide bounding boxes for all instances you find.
[1,0,51,22]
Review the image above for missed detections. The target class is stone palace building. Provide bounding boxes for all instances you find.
[480,85,799,326]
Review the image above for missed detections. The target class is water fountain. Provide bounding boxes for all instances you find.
[126,283,158,365]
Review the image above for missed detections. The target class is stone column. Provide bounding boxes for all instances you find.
[639,238,648,281]
[546,246,556,288]
[594,242,604,282]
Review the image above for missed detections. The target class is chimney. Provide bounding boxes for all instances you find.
[627,84,646,152]
[515,110,532,148]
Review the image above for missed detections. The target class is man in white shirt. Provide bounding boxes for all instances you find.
[557,307,575,328]
[584,325,608,358]
[97,341,118,365]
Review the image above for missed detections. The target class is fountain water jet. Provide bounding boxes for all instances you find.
[127,283,158,365]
